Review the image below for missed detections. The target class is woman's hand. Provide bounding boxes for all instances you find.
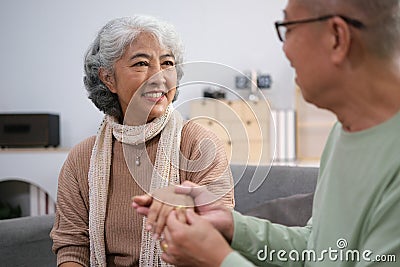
[160,209,233,267]
[132,185,194,239]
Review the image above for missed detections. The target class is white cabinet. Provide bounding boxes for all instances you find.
[296,88,336,161]
[189,99,272,165]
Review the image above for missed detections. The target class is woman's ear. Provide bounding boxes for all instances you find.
[99,68,117,93]
[328,17,351,64]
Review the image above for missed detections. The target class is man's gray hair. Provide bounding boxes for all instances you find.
[303,0,400,58]
[84,15,184,119]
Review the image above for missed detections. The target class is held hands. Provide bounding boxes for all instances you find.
[132,181,234,242]
[132,181,235,266]
[174,181,234,242]
[160,209,233,267]
[132,185,194,239]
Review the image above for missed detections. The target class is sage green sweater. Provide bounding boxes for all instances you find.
[222,111,400,266]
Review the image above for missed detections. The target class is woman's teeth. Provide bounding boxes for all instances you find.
[143,92,164,98]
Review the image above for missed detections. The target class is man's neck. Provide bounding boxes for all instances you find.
[334,77,400,132]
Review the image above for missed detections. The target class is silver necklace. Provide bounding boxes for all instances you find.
[135,145,146,166]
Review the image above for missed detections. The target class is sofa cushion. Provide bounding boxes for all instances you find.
[245,192,314,226]
[0,214,56,267]
[232,164,318,214]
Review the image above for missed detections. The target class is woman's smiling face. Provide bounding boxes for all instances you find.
[101,32,177,125]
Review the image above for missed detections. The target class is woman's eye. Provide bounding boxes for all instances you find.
[132,61,149,67]
[162,60,175,66]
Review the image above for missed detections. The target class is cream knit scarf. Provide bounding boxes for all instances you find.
[88,104,182,267]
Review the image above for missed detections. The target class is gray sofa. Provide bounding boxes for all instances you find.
[0,214,56,267]
[0,164,318,267]
[232,164,318,226]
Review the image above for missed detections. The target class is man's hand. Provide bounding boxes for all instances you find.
[161,209,233,267]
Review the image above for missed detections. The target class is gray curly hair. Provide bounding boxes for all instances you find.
[83,15,184,120]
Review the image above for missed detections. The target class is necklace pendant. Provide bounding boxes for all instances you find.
[135,156,140,166]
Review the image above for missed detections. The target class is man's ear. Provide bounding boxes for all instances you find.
[99,68,117,93]
[328,17,351,64]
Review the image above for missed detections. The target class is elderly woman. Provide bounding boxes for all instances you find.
[50,15,234,267]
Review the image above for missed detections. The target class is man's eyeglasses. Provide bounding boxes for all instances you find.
[274,15,365,42]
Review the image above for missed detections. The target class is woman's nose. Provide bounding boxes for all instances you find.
[146,66,167,87]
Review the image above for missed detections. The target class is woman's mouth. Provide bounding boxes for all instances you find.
[142,91,166,102]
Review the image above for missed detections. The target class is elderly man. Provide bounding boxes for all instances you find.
[133,0,400,266]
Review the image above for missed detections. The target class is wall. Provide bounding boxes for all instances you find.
[0,0,294,148]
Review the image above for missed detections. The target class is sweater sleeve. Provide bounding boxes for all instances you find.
[50,138,94,267]
[230,210,312,267]
[220,251,256,267]
[355,172,400,266]
[180,121,235,208]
